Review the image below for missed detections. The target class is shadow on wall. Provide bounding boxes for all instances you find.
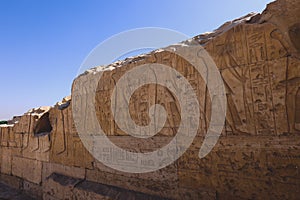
[34,112,52,136]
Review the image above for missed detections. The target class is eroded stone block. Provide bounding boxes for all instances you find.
[11,156,42,184]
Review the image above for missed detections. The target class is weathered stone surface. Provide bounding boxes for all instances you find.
[42,162,85,181]
[86,167,177,199]
[43,173,170,200]
[85,136,178,198]
[12,156,42,184]
[0,125,22,149]
[1,147,13,175]
[21,133,51,162]
[49,102,94,169]
[73,179,169,200]
[71,0,300,197]
[1,147,21,175]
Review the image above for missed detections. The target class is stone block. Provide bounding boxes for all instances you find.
[22,133,50,162]
[12,156,42,184]
[49,106,94,169]
[1,147,12,175]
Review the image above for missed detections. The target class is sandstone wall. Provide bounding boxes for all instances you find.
[0,0,299,199]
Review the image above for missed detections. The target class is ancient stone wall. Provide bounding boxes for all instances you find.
[0,0,299,199]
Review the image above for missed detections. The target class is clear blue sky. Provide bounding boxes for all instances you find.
[0,0,273,120]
